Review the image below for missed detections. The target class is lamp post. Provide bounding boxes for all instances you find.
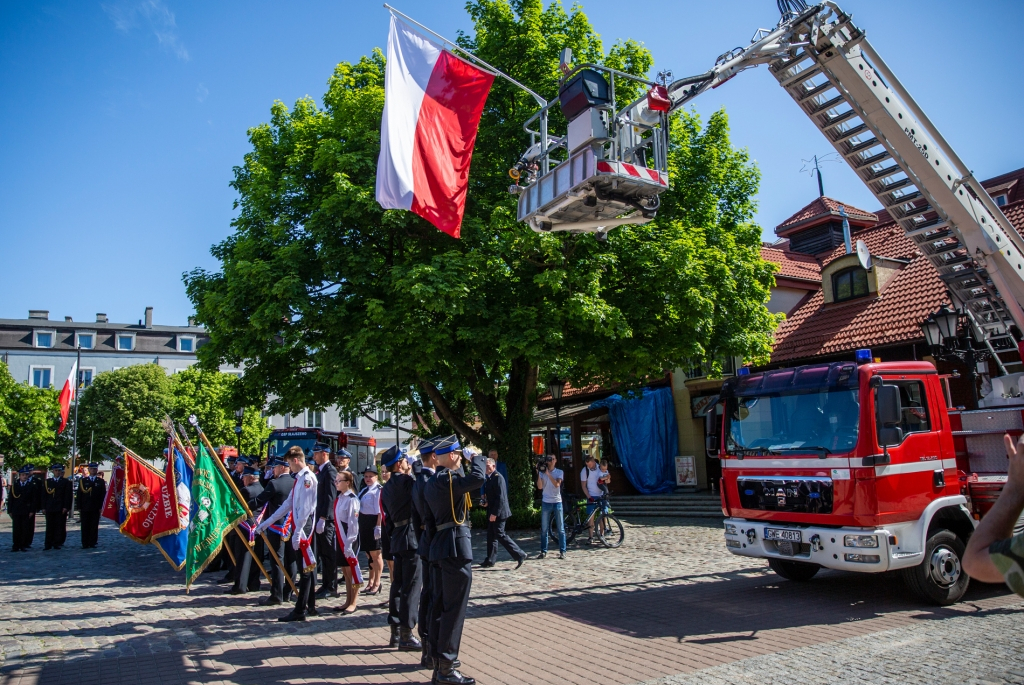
[234,408,244,453]
[547,377,564,460]
[920,304,989,408]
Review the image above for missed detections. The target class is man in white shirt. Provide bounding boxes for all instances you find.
[580,456,608,543]
[536,455,566,559]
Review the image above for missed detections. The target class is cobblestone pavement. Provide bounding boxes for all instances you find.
[1,514,1022,684]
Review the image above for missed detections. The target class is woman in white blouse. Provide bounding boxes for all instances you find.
[332,469,362,614]
[358,465,385,595]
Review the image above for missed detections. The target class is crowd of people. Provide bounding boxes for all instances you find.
[4,460,106,552]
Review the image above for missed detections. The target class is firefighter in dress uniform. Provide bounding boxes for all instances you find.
[9,465,42,552]
[227,466,265,595]
[411,437,439,669]
[76,462,106,549]
[423,436,486,685]
[254,457,296,606]
[380,444,423,651]
[42,463,73,550]
[256,446,319,621]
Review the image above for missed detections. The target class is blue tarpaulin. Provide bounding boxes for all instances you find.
[590,387,678,494]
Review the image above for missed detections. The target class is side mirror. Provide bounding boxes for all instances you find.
[705,406,720,457]
[876,385,903,447]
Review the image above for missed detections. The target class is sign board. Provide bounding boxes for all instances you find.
[691,394,719,418]
[675,456,697,487]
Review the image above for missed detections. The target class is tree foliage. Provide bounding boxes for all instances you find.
[0,361,73,470]
[168,366,270,454]
[184,0,778,511]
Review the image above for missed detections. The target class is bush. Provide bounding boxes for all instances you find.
[470,506,540,530]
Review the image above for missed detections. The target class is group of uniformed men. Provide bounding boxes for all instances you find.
[6,462,106,552]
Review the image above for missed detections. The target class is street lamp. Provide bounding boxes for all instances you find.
[920,303,989,408]
[234,408,244,453]
[548,377,564,460]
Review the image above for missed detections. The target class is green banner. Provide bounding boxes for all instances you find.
[184,444,246,590]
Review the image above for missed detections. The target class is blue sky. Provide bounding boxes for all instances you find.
[1,0,1021,327]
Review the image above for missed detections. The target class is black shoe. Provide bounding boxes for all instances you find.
[226,587,244,595]
[535,551,546,559]
[260,596,283,606]
[44,547,53,551]
[477,561,495,568]
[514,556,525,570]
[399,629,422,651]
[219,573,234,584]
[388,625,400,648]
[307,606,319,617]
[278,611,305,622]
[420,647,433,670]
[436,660,475,684]
[557,551,566,559]
[314,587,330,600]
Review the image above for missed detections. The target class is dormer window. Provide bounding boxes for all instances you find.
[994,194,1008,207]
[833,267,869,302]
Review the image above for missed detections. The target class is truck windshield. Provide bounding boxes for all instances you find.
[268,433,316,459]
[727,386,860,455]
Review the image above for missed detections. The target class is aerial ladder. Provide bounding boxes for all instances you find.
[513,0,1024,371]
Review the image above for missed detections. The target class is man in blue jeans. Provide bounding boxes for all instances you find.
[536,455,566,559]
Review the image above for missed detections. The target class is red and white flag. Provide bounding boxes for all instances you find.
[57,361,78,433]
[375,15,495,238]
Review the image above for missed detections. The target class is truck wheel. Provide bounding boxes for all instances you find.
[900,529,970,606]
[767,558,820,581]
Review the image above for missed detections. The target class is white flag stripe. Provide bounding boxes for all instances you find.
[375,16,442,211]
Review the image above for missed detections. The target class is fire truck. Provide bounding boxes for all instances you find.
[264,427,377,472]
[510,1,1024,604]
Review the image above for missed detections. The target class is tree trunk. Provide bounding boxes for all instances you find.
[496,408,535,513]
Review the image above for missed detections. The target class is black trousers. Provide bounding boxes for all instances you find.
[435,557,473,662]
[266,531,295,601]
[11,513,36,550]
[387,550,422,630]
[293,535,317,615]
[230,533,262,592]
[316,522,338,592]
[485,517,524,564]
[44,511,67,549]
[417,556,432,640]
[428,560,443,658]
[80,511,101,548]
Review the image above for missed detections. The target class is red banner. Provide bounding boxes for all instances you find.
[120,452,180,544]
[101,463,124,524]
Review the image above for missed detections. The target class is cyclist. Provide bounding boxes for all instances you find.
[580,455,607,544]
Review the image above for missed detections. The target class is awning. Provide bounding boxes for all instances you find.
[531,400,609,426]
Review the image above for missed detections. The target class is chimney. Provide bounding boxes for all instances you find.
[28,310,49,320]
[64,316,73,322]
[145,306,153,328]
[96,313,108,323]
[187,316,197,327]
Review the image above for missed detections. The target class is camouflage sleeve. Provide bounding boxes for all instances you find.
[989,534,1024,598]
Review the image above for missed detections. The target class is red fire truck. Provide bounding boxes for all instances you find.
[708,351,1018,605]
[264,427,377,472]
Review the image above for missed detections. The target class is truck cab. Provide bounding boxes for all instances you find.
[711,355,999,604]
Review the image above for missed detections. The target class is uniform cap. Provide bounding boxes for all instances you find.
[433,435,461,456]
[18,465,34,473]
[237,455,253,466]
[305,455,316,466]
[380,445,403,468]
[242,466,258,476]
[50,463,65,471]
[312,443,330,454]
[267,457,287,468]
[337,448,352,459]
[417,437,438,454]
[87,462,100,468]
[363,463,379,475]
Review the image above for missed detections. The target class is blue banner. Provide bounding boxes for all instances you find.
[155,448,193,571]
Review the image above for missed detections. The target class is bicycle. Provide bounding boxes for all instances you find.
[548,495,624,548]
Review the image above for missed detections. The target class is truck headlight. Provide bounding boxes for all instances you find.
[725,523,737,535]
[844,553,880,563]
[844,534,879,548]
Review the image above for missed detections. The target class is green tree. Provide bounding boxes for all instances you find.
[77,364,174,460]
[184,0,778,512]
[168,366,270,454]
[0,361,73,471]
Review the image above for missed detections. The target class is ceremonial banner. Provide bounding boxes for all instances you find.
[100,462,125,524]
[185,444,246,589]
[120,451,179,544]
[155,447,194,571]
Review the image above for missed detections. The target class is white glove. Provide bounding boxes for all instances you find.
[374,525,382,540]
[315,518,326,534]
[292,536,301,551]
[254,521,268,535]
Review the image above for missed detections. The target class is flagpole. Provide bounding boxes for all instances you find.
[72,345,80,487]
[383,4,547,107]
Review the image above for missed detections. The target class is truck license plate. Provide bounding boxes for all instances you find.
[764,527,802,543]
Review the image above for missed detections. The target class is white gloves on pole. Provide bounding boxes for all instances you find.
[374,525,382,540]
[315,518,326,535]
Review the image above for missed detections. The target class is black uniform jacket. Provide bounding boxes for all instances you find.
[240,482,264,510]
[8,478,41,516]
[412,466,435,558]
[425,455,486,562]
[316,462,338,522]
[42,477,73,514]
[381,472,418,554]
[76,476,107,514]
[255,473,293,513]
[484,470,512,520]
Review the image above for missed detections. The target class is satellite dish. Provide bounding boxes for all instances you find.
[856,239,873,269]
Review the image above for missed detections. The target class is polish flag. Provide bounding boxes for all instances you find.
[57,361,78,433]
[375,16,495,238]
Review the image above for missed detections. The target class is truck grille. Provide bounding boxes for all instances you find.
[736,477,834,514]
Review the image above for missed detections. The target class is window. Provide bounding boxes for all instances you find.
[116,334,135,351]
[76,332,95,349]
[376,409,392,424]
[832,267,870,302]
[79,368,95,388]
[306,410,323,429]
[994,194,1008,207]
[34,330,55,348]
[178,335,195,353]
[878,379,931,440]
[30,366,53,388]
[341,410,359,430]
